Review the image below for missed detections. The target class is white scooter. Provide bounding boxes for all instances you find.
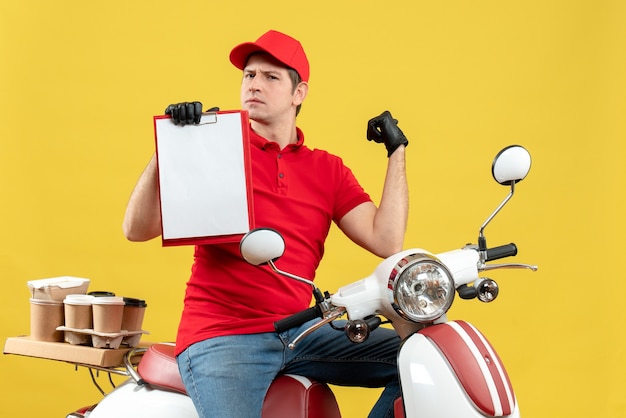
[69,145,536,418]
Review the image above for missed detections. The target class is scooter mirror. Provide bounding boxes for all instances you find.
[239,228,286,266]
[491,145,532,185]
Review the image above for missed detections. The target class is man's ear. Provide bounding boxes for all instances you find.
[293,81,308,106]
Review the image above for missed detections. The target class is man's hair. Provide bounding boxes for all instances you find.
[287,67,303,116]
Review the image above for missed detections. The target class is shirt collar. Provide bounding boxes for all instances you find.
[249,126,305,152]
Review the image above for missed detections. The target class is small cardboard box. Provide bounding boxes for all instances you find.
[27,276,90,301]
[3,336,147,367]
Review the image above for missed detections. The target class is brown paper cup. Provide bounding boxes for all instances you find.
[92,297,125,334]
[30,298,64,342]
[63,294,95,330]
[121,298,147,331]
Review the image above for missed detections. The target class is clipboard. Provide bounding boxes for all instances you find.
[154,110,254,246]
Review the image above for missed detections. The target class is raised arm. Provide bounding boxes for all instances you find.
[122,154,162,242]
[337,111,409,258]
[123,101,206,242]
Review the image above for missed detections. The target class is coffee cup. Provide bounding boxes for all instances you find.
[91,296,125,334]
[30,298,64,342]
[63,294,95,330]
[121,297,147,332]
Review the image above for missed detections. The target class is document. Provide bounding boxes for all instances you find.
[154,110,254,246]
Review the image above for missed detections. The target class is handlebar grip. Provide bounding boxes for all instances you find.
[274,306,322,333]
[485,243,518,261]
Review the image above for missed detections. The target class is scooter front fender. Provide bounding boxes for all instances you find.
[88,379,199,418]
[398,320,520,418]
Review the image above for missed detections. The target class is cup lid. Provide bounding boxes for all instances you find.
[64,294,95,305]
[30,298,63,306]
[91,296,125,305]
[88,291,116,297]
[123,297,148,308]
[27,276,90,289]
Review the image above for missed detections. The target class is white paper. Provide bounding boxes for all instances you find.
[155,112,251,242]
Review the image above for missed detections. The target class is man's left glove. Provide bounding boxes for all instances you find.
[366,110,409,157]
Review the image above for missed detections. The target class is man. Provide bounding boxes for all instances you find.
[123,30,409,418]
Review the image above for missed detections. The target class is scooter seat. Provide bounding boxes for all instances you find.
[138,343,341,418]
[138,343,186,394]
[262,374,341,418]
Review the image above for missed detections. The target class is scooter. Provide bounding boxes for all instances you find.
[68,144,536,418]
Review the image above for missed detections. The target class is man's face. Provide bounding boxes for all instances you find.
[240,53,305,124]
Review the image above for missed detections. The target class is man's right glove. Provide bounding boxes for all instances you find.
[164,101,206,125]
[366,110,409,157]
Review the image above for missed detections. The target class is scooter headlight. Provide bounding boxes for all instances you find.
[388,253,455,323]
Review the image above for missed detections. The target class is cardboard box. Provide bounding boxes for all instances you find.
[3,336,148,367]
[27,276,90,301]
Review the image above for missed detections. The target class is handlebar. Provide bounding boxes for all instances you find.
[274,305,323,333]
[485,243,517,261]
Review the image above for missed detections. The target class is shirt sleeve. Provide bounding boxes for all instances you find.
[333,162,372,223]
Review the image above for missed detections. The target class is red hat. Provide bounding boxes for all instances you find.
[229,30,310,82]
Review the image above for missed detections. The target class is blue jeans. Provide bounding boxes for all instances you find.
[177,320,401,418]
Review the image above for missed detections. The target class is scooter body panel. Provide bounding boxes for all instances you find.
[398,320,520,418]
[88,379,199,418]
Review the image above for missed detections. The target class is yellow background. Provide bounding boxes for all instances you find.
[2,0,625,416]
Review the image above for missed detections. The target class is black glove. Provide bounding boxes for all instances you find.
[366,110,409,157]
[164,101,212,125]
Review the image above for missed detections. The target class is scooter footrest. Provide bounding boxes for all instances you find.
[394,396,405,418]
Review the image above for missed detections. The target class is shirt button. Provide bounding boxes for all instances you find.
[278,173,284,178]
